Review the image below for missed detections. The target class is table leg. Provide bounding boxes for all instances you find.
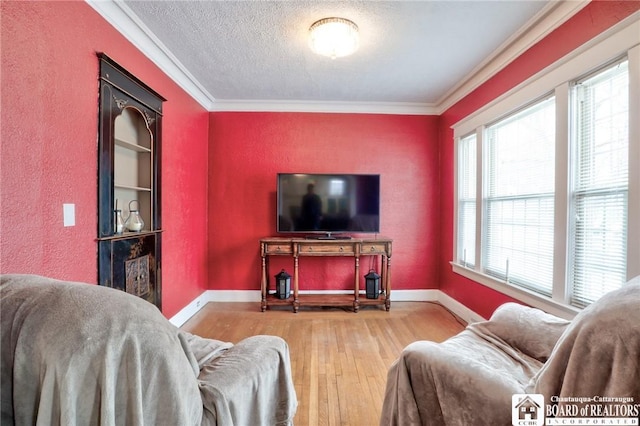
[353,256,360,313]
[293,255,299,313]
[261,254,267,312]
[385,255,392,311]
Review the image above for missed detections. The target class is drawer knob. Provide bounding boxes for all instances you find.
[339,247,344,252]
[276,246,282,251]
[309,247,313,252]
[370,246,376,251]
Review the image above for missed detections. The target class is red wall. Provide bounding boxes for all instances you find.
[208,112,440,292]
[437,0,640,319]
[0,1,209,318]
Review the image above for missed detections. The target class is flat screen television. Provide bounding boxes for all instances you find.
[277,173,380,237]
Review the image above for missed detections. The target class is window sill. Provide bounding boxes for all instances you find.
[450,262,581,320]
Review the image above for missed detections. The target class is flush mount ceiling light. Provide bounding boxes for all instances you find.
[308,17,359,59]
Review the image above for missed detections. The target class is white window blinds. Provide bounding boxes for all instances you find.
[457,133,477,267]
[484,96,556,295]
[570,59,629,308]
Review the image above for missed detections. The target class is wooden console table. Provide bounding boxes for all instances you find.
[260,237,392,313]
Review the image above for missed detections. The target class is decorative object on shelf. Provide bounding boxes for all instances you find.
[308,17,359,59]
[125,200,144,232]
[114,209,124,235]
[365,269,381,299]
[275,269,291,300]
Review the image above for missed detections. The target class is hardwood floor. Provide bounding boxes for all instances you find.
[181,301,466,426]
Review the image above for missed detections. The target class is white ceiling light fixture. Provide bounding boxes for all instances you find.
[308,17,359,59]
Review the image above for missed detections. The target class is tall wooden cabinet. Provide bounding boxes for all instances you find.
[96,53,165,310]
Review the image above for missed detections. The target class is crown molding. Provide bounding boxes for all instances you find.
[86,0,216,110]
[435,0,590,114]
[452,10,640,134]
[86,0,587,115]
[210,99,438,115]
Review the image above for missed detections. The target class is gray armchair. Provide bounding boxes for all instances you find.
[1,274,297,425]
[380,276,640,425]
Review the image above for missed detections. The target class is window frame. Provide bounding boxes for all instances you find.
[451,13,640,319]
[482,94,556,295]
[568,58,630,308]
[456,132,478,268]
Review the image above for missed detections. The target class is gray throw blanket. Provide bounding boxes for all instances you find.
[380,276,640,425]
[380,302,569,425]
[1,274,297,425]
[530,276,640,411]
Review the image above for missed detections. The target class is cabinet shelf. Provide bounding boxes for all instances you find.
[97,229,162,241]
[114,183,152,191]
[97,229,163,241]
[115,137,152,152]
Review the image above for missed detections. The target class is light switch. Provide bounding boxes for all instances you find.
[63,203,75,227]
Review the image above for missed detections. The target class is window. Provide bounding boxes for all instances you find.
[569,60,629,308]
[451,17,639,315]
[484,97,556,295]
[457,133,477,267]
[329,179,346,196]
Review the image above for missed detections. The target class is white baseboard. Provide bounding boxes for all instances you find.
[169,290,258,326]
[169,289,484,327]
[391,289,439,301]
[169,291,213,326]
[207,290,261,302]
[437,291,487,324]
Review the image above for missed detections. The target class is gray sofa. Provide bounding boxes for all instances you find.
[0,274,297,425]
[380,276,640,425]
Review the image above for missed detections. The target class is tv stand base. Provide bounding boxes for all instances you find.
[307,233,352,240]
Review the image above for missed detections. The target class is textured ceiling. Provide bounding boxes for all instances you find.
[101,1,577,112]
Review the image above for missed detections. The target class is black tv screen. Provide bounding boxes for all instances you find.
[277,173,380,236]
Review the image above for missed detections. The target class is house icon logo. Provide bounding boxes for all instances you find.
[512,394,544,426]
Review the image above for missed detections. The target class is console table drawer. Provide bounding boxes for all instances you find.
[299,243,354,254]
[265,243,293,254]
[363,243,388,255]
